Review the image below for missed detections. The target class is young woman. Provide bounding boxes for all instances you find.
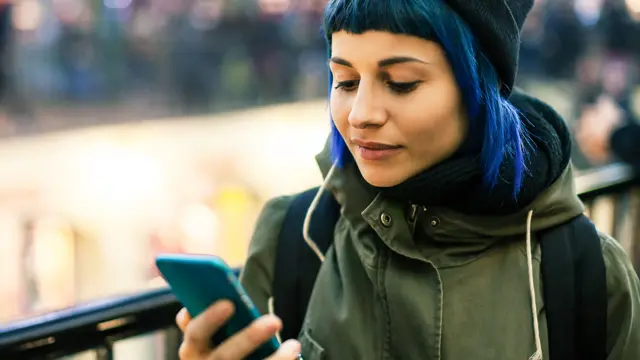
[175,0,640,359]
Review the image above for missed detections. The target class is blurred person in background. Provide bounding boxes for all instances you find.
[575,55,636,121]
[575,0,640,169]
[0,0,10,106]
[283,0,327,99]
[0,0,33,131]
[597,0,640,62]
[173,0,640,359]
[171,0,225,113]
[517,0,545,86]
[247,0,298,103]
[595,0,640,112]
[576,94,640,169]
[539,0,587,81]
[54,0,98,102]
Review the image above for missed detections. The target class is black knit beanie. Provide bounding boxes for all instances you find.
[446,0,534,95]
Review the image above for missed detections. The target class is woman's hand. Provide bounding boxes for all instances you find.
[176,301,301,359]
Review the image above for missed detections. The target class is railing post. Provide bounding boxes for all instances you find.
[630,188,640,271]
[164,326,182,360]
[589,195,617,235]
[96,343,114,360]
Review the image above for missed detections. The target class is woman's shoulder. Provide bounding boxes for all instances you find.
[598,231,640,356]
[599,232,636,275]
[598,231,639,292]
[240,195,295,314]
[248,195,296,258]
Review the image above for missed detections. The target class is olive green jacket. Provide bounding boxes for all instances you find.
[240,146,640,360]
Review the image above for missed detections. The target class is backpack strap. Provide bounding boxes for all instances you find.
[272,187,341,341]
[539,214,607,360]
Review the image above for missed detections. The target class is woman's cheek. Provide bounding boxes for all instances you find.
[330,95,351,131]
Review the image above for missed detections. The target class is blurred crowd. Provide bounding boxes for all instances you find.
[0,0,328,123]
[519,0,640,117]
[0,0,637,132]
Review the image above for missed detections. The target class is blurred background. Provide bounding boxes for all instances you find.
[0,0,638,358]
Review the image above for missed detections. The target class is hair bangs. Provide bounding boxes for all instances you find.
[324,0,438,41]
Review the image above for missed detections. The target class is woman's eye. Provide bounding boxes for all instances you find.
[333,80,421,93]
[334,80,359,92]
[388,80,421,94]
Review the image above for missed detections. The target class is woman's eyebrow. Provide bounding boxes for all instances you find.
[329,56,429,68]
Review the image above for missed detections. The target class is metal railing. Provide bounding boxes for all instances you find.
[0,164,638,360]
[0,288,181,359]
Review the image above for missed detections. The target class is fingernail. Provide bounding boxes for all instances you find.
[281,339,301,355]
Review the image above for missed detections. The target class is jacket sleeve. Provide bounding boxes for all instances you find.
[610,123,640,168]
[601,233,640,359]
[239,195,293,315]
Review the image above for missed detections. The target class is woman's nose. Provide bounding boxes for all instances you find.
[348,86,387,129]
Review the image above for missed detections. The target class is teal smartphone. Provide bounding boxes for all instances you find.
[155,253,280,359]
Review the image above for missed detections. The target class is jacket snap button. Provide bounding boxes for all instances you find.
[380,213,393,227]
[430,217,440,227]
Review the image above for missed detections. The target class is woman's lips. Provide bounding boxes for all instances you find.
[352,139,402,161]
[356,145,402,160]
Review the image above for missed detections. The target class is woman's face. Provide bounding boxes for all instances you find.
[330,30,467,187]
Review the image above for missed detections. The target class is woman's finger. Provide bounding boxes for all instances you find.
[210,314,281,359]
[176,308,191,332]
[266,339,302,360]
[183,301,235,353]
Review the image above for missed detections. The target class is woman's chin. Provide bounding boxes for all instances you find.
[359,167,408,188]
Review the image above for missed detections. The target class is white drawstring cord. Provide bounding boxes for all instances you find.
[301,162,337,263]
[267,297,282,344]
[526,209,543,360]
[267,162,338,344]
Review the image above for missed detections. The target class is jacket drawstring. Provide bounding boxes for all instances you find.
[267,162,337,343]
[526,209,543,360]
[300,162,337,263]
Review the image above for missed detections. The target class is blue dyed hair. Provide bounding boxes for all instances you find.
[323,0,528,194]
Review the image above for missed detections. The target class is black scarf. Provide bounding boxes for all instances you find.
[371,91,572,215]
